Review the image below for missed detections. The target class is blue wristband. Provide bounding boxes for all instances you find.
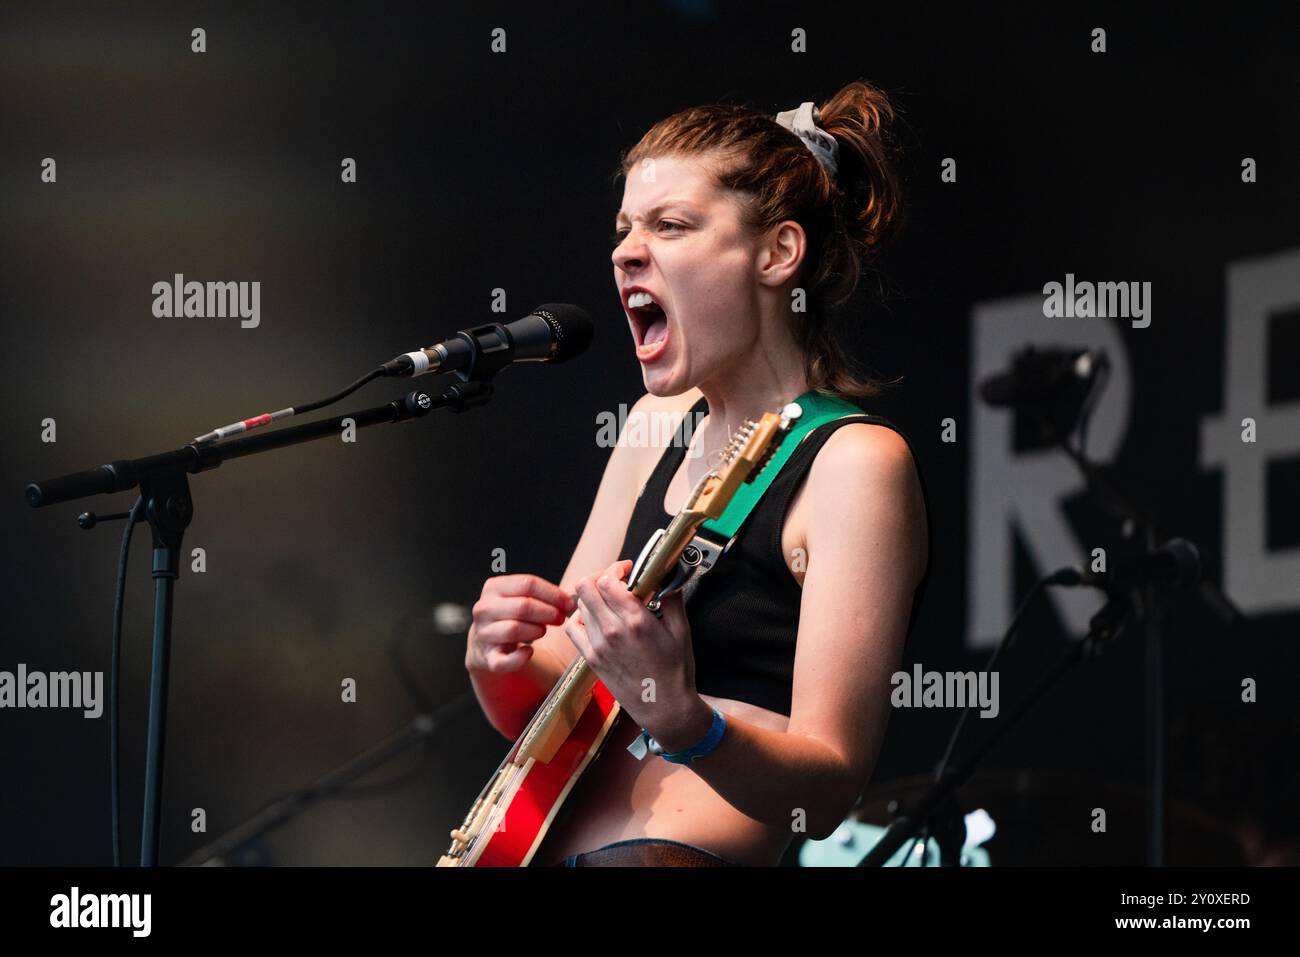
[630,707,727,764]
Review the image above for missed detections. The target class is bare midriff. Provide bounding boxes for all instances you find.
[531,694,794,866]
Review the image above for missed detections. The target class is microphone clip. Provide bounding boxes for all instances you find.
[439,379,495,414]
[446,323,517,384]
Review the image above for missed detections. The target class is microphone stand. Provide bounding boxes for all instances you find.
[178,713,441,866]
[1052,438,1240,866]
[25,377,495,866]
[988,381,1240,866]
[921,354,1246,868]
[859,586,1135,866]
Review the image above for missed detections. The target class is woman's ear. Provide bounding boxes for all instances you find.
[756,220,806,289]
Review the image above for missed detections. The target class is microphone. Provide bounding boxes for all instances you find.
[188,304,593,448]
[383,304,593,379]
[1084,538,1202,592]
[979,347,1108,408]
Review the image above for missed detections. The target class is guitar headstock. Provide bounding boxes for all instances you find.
[683,402,804,521]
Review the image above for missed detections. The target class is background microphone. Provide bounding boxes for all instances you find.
[1083,538,1202,592]
[979,346,1108,408]
[383,303,593,378]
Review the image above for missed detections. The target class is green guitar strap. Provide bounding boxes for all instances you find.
[635,389,867,610]
[701,388,866,540]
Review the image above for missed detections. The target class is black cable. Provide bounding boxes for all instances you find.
[931,575,1052,784]
[929,561,1090,798]
[110,495,145,867]
[239,618,477,810]
[193,367,388,445]
[907,565,1085,865]
[386,612,438,714]
[288,368,385,416]
[328,617,476,798]
[1074,355,1109,458]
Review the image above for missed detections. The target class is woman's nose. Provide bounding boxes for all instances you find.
[611,229,646,271]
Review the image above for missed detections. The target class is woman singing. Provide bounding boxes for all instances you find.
[463,79,930,866]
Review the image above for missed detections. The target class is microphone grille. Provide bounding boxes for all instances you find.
[532,303,594,363]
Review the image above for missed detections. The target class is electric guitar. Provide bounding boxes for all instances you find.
[437,403,803,866]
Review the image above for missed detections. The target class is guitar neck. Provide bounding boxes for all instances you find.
[514,508,705,765]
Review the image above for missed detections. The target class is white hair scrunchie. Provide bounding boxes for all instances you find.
[774,101,839,179]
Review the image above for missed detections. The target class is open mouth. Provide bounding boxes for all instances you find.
[631,304,668,349]
[626,291,669,353]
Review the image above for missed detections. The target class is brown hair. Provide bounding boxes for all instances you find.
[615,80,907,398]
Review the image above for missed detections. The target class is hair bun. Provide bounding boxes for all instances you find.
[818,80,906,259]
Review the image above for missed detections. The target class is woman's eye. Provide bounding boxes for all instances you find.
[611,222,684,246]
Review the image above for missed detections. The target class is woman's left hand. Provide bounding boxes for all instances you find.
[565,559,703,742]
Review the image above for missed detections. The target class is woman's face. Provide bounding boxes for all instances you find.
[612,154,766,396]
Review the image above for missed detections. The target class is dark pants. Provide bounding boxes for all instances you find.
[557,837,740,866]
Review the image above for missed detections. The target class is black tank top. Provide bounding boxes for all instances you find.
[616,396,931,716]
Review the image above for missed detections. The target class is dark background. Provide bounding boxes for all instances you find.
[2,1,1297,866]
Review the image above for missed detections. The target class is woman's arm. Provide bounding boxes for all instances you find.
[465,391,684,740]
[650,422,928,838]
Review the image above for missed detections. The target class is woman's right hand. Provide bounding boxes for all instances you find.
[466,574,578,674]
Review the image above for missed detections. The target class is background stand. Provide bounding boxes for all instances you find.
[27,383,480,865]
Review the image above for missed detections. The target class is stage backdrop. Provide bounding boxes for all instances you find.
[2,1,1297,865]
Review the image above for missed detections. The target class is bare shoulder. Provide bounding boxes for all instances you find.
[805,421,929,581]
[813,420,917,478]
